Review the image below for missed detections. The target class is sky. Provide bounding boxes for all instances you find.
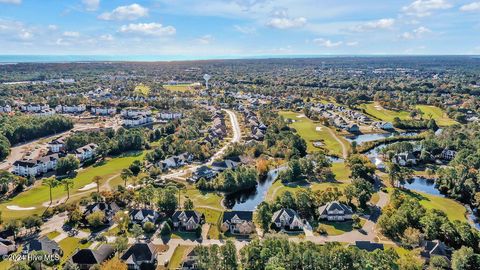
[0,0,479,57]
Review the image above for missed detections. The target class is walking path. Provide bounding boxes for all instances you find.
[326,127,349,159]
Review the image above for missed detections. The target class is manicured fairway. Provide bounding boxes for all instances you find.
[360,102,410,122]
[415,105,457,126]
[332,162,351,182]
[267,180,347,202]
[163,84,194,92]
[0,151,146,221]
[279,111,349,156]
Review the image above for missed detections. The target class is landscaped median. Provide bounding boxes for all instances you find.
[0,151,146,221]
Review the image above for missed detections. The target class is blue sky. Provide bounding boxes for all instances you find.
[0,0,479,57]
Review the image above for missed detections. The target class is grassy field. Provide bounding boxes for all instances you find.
[360,102,456,126]
[391,188,467,222]
[415,105,457,126]
[278,111,349,156]
[134,84,151,96]
[320,219,365,236]
[331,162,351,182]
[58,237,91,263]
[163,84,194,92]
[267,180,347,202]
[0,151,146,221]
[168,245,191,269]
[181,186,223,210]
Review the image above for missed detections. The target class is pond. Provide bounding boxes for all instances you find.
[223,167,283,211]
[346,132,419,145]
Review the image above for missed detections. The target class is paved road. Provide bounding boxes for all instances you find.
[163,109,241,180]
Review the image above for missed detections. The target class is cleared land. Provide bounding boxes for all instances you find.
[278,111,350,157]
[0,151,146,221]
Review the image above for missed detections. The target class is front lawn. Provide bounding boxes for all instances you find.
[319,219,366,236]
[58,237,91,263]
[168,245,191,269]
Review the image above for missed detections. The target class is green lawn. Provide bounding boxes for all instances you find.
[279,111,349,156]
[332,162,351,182]
[168,245,191,269]
[58,237,91,263]
[134,84,151,96]
[391,188,467,222]
[267,180,347,202]
[163,84,194,92]
[182,186,223,210]
[415,105,457,126]
[320,219,365,236]
[360,103,456,127]
[46,230,61,239]
[360,102,410,122]
[0,151,146,221]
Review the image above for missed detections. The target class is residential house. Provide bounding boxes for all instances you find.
[74,143,98,162]
[211,159,239,172]
[35,108,56,117]
[346,124,360,133]
[181,248,198,270]
[420,240,452,262]
[121,107,152,118]
[0,229,15,241]
[55,104,86,114]
[221,211,255,235]
[120,242,157,270]
[0,104,12,113]
[129,209,159,225]
[440,149,456,161]
[12,154,59,177]
[83,202,120,225]
[159,112,182,120]
[190,166,217,182]
[47,137,66,153]
[158,152,193,171]
[91,106,116,116]
[393,152,417,166]
[318,201,354,221]
[373,121,394,130]
[24,236,63,258]
[271,208,304,231]
[71,244,114,270]
[122,115,153,127]
[172,210,204,231]
[0,239,16,256]
[21,103,49,113]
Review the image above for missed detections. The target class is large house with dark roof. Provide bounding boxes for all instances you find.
[221,211,255,235]
[354,241,384,252]
[71,244,114,270]
[172,210,204,231]
[420,240,452,262]
[318,201,354,221]
[181,248,198,270]
[190,166,217,182]
[24,236,63,258]
[74,143,98,162]
[120,242,157,270]
[83,202,120,225]
[12,153,59,177]
[271,208,304,231]
[129,209,159,225]
[0,238,16,256]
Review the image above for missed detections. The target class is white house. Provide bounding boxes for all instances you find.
[0,105,12,113]
[374,121,394,130]
[55,104,86,114]
[318,201,354,221]
[74,143,98,162]
[122,115,153,128]
[47,137,66,153]
[121,107,152,117]
[91,107,116,116]
[393,152,417,166]
[21,103,49,113]
[271,208,304,231]
[440,149,456,161]
[12,154,59,177]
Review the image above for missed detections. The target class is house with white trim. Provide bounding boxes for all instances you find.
[74,143,98,162]
[21,103,49,113]
[55,104,86,114]
[318,201,354,221]
[172,210,204,231]
[12,154,59,177]
[271,208,304,231]
[91,106,116,116]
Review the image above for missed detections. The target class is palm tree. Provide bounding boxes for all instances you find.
[43,178,59,205]
[93,176,102,193]
[120,169,133,188]
[63,179,74,201]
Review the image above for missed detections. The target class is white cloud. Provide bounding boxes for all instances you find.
[266,9,307,29]
[18,29,32,40]
[99,34,114,41]
[234,25,256,34]
[48,25,58,31]
[82,0,100,11]
[346,41,359,46]
[98,3,148,21]
[197,34,214,45]
[352,18,395,32]
[401,26,431,39]
[119,23,176,37]
[402,0,452,17]
[313,38,342,48]
[63,31,80,37]
[460,2,480,12]
[0,0,21,4]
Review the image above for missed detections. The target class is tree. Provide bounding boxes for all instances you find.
[428,255,450,270]
[129,160,142,176]
[56,155,80,176]
[347,154,375,180]
[63,261,80,270]
[120,168,133,187]
[397,252,423,270]
[113,211,130,233]
[93,175,102,193]
[220,240,238,270]
[114,236,129,253]
[43,177,59,205]
[8,262,30,270]
[255,202,272,233]
[143,221,155,233]
[158,187,178,214]
[62,178,74,200]
[131,223,144,239]
[452,246,479,270]
[87,211,105,227]
[100,257,127,270]
[184,198,194,210]
[401,227,423,248]
[68,208,83,225]
[345,178,374,208]
[160,222,172,236]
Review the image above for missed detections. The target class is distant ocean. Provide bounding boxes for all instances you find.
[0,54,478,63]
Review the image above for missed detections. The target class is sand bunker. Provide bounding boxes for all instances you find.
[316,127,322,131]
[296,115,306,118]
[7,205,36,211]
[78,183,97,191]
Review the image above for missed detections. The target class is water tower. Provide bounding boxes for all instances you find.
[203,74,211,89]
